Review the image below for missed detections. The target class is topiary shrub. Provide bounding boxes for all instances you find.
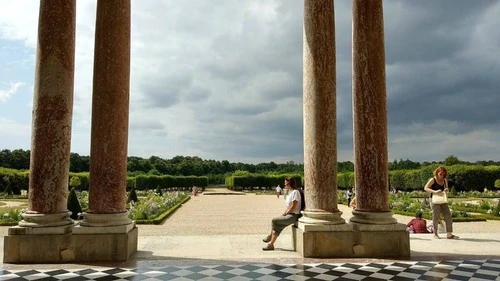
[450,186,457,196]
[127,186,139,204]
[2,176,12,196]
[3,184,13,196]
[155,185,163,196]
[69,176,82,190]
[494,179,500,189]
[67,188,82,220]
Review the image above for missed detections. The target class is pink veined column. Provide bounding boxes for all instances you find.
[302,0,344,224]
[82,0,132,227]
[351,0,395,224]
[20,0,76,228]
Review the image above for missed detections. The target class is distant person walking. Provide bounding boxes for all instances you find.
[424,166,458,239]
[346,188,353,207]
[262,177,302,251]
[276,184,282,198]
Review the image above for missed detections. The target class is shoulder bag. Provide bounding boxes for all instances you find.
[432,192,448,204]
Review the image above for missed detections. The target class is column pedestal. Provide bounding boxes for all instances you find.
[294,219,410,258]
[350,210,397,224]
[294,210,353,258]
[79,211,133,227]
[350,222,410,258]
[69,212,137,261]
[4,212,137,263]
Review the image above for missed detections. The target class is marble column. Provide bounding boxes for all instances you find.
[351,0,395,224]
[17,0,76,231]
[80,0,132,228]
[300,0,344,226]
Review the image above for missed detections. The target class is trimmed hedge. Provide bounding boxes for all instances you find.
[2,164,500,194]
[338,165,500,192]
[0,169,208,193]
[134,175,208,191]
[225,174,303,190]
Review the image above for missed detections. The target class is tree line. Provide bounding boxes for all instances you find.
[2,148,500,177]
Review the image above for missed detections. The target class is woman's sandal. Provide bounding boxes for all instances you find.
[262,235,271,243]
[262,244,274,251]
[447,235,459,239]
[434,235,440,239]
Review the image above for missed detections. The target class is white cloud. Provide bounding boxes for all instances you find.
[0,1,39,47]
[0,82,23,102]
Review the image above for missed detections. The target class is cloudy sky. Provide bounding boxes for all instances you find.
[0,1,499,165]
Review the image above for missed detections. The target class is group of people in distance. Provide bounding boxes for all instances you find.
[262,166,458,251]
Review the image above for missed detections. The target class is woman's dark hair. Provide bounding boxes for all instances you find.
[415,211,423,218]
[285,177,297,189]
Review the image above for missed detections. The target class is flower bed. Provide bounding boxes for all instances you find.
[0,190,189,225]
[129,191,189,223]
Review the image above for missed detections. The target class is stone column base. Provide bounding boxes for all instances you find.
[3,226,138,263]
[293,222,410,259]
[70,226,138,262]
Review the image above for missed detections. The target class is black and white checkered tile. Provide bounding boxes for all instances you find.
[1,259,499,280]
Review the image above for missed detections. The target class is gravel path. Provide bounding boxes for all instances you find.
[0,200,25,208]
[138,192,284,236]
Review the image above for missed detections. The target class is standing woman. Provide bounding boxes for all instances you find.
[262,177,302,250]
[424,166,459,239]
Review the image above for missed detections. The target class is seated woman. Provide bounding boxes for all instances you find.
[406,211,430,233]
[262,177,302,251]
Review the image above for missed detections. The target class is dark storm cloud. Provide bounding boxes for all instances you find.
[386,51,500,128]
[126,0,499,163]
[384,0,496,64]
[381,1,500,138]
[186,118,304,160]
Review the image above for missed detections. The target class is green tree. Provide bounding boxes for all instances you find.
[444,155,461,166]
[10,149,30,170]
[0,149,12,168]
[338,161,354,172]
[70,153,90,172]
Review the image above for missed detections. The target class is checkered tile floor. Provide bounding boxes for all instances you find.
[1,259,499,280]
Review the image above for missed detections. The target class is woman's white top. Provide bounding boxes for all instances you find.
[276,185,282,192]
[285,189,302,214]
